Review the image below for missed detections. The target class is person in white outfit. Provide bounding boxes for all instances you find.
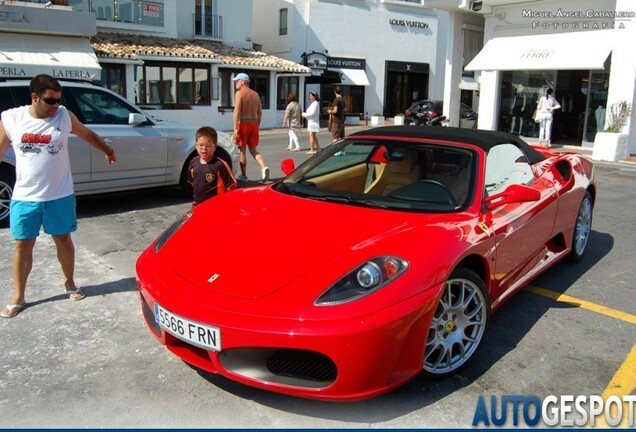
[537,88,561,146]
[282,92,301,152]
[301,91,321,154]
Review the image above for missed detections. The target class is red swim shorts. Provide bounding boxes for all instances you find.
[236,122,260,147]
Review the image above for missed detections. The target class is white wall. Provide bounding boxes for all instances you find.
[607,0,635,153]
[173,0,196,38]
[252,0,293,56]
[218,0,254,49]
[254,0,445,117]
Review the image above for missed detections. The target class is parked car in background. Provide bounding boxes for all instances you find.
[136,126,595,401]
[405,100,478,128]
[0,79,239,227]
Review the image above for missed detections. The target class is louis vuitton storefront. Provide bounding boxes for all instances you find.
[302,52,370,121]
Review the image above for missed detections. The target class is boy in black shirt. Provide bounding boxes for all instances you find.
[188,126,237,206]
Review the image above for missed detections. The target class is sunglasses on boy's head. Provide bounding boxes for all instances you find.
[37,94,63,105]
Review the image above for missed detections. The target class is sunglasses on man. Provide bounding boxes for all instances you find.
[37,94,63,105]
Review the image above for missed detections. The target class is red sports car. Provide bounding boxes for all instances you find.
[136,126,595,401]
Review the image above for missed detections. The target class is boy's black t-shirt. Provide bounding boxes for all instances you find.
[188,155,236,205]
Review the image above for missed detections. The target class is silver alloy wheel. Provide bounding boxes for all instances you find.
[0,167,15,227]
[573,193,593,257]
[424,274,488,376]
[0,180,11,221]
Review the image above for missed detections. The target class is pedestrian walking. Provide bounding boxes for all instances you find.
[301,91,321,154]
[232,72,269,182]
[282,92,302,151]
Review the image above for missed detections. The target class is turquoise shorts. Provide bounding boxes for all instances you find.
[10,194,77,240]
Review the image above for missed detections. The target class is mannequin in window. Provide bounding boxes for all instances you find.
[509,85,527,136]
[595,105,606,132]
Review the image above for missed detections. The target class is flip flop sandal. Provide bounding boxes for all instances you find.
[1,303,26,318]
[65,289,86,301]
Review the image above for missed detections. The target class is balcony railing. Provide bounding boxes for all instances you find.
[68,0,164,26]
[194,13,222,39]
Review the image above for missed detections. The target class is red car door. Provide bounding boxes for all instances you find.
[482,144,559,308]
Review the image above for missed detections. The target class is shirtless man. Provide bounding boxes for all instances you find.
[232,73,269,181]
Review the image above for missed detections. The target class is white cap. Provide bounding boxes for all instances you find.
[232,73,250,82]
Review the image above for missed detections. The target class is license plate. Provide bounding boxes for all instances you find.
[154,303,221,351]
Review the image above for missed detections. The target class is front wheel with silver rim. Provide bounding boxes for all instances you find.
[423,266,490,378]
[568,191,593,262]
[0,164,16,228]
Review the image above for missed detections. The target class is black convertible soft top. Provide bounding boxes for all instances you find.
[348,126,546,165]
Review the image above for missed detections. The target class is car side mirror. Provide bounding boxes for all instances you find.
[485,184,541,210]
[129,113,147,126]
[281,158,295,176]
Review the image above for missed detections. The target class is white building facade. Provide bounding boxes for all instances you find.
[0,0,310,131]
[466,0,635,152]
[253,0,484,127]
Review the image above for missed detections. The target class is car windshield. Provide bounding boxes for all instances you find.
[277,139,476,212]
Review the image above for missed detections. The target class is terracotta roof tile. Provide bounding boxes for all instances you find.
[90,32,310,73]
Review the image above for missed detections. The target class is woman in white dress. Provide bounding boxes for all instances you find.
[536,88,561,146]
[301,91,321,154]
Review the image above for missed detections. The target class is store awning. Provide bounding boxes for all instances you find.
[331,68,370,86]
[465,31,613,71]
[0,33,102,80]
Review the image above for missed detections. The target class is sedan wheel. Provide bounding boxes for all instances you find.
[424,266,489,377]
[0,164,16,228]
[568,191,593,262]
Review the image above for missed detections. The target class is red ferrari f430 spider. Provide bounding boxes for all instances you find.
[136,126,595,401]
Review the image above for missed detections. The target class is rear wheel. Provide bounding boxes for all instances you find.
[568,191,593,262]
[423,266,490,378]
[0,163,16,228]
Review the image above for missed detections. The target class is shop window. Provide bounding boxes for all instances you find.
[322,84,365,116]
[135,62,210,108]
[277,76,299,110]
[499,71,554,138]
[499,66,610,144]
[218,70,270,110]
[97,63,126,97]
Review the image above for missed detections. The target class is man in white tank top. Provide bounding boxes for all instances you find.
[0,74,117,318]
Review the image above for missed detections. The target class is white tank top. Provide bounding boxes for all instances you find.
[2,105,74,201]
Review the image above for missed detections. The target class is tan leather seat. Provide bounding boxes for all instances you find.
[365,150,421,196]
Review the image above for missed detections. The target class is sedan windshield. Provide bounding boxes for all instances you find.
[277,139,476,212]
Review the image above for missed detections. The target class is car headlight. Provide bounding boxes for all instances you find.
[315,257,408,305]
[153,211,192,253]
